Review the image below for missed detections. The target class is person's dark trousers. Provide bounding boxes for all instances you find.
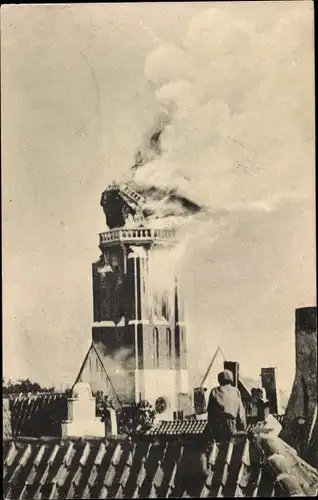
[200,416,237,478]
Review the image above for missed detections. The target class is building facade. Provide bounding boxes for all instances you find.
[74,183,191,419]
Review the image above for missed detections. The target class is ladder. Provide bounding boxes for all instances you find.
[119,184,146,207]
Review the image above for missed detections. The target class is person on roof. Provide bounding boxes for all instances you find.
[200,370,247,479]
[206,369,247,440]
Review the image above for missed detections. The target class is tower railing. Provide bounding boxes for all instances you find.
[99,227,176,245]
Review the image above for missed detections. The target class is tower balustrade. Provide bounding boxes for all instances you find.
[99,227,177,247]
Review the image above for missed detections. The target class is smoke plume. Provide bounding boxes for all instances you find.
[96,344,135,401]
[132,4,313,216]
[102,4,313,392]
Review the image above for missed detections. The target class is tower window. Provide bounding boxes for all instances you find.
[167,328,172,368]
[153,328,159,368]
[162,292,169,320]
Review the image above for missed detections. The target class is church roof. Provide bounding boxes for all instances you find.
[3,431,318,499]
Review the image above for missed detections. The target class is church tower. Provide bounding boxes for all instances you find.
[76,183,191,419]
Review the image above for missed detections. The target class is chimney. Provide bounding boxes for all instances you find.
[261,367,279,415]
[296,307,317,334]
[224,361,239,388]
[193,387,208,415]
[281,307,317,458]
[250,387,270,422]
[62,382,105,438]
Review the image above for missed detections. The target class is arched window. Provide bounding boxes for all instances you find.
[153,328,159,368]
[162,292,169,320]
[166,328,172,368]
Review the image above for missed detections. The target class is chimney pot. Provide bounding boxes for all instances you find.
[295,307,317,334]
[261,367,279,415]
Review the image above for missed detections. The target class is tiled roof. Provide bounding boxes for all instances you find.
[8,393,68,437]
[3,431,318,498]
[251,429,318,496]
[145,416,285,437]
[145,419,207,436]
[6,390,285,440]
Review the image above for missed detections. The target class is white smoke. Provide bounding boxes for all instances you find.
[121,4,314,391]
[100,346,135,372]
[134,4,314,214]
[97,344,135,401]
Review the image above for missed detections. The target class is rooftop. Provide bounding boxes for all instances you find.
[3,430,318,499]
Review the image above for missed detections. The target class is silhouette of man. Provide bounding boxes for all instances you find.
[200,370,247,479]
[206,369,247,440]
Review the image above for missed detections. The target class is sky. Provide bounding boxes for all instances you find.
[2,2,315,395]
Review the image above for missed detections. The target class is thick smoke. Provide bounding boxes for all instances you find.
[133,4,313,215]
[102,5,313,394]
[96,344,135,401]
[132,111,171,172]
[130,108,203,227]
[125,5,314,386]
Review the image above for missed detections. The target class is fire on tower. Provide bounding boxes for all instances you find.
[74,182,195,420]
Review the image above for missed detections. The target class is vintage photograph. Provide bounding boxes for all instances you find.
[2,1,317,498]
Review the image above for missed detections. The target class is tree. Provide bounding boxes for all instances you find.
[95,391,156,435]
[2,378,55,396]
[95,391,115,419]
[116,400,156,435]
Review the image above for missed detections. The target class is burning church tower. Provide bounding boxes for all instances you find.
[74,181,200,419]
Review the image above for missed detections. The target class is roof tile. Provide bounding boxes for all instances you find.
[3,433,318,498]
[144,417,283,438]
[95,442,107,465]
[82,483,92,499]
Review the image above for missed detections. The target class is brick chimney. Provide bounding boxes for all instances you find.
[261,367,280,415]
[281,307,317,456]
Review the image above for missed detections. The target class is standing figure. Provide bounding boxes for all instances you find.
[206,369,247,439]
[200,370,247,479]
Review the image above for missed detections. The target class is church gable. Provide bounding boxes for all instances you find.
[74,344,122,409]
